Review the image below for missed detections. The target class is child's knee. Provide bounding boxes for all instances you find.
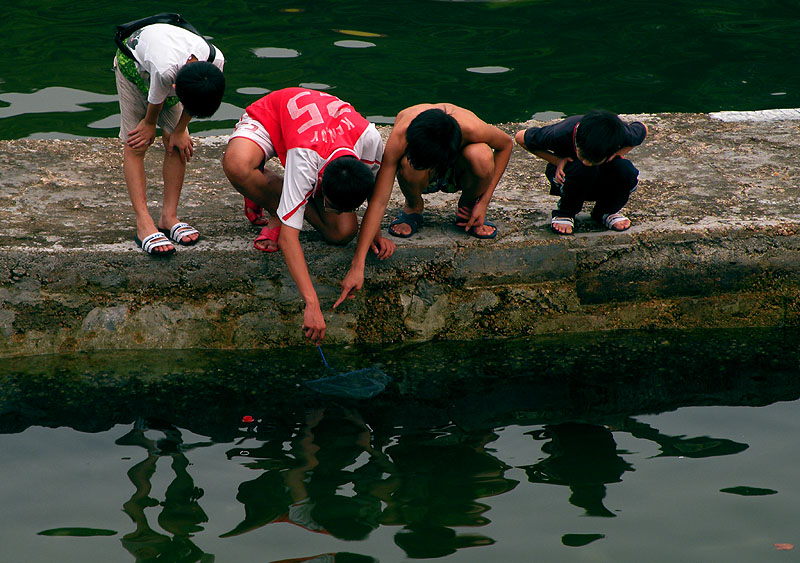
[222,151,248,186]
[462,143,494,179]
[514,130,528,149]
[324,222,357,245]
[396,164,429,196]
[124,143,148,159]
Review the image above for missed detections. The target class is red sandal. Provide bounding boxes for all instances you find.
[244,197,268,225]
[254,224,281,253]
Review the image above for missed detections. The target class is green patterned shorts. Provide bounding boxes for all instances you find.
[422,165,460,194]
[115,49,180,107]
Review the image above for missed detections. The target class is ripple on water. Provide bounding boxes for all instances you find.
[467,66,511,74]
[251,47,301,58]
[236,87,271,95]
[334,40,376,48]
[712,19,794,34]
[299,83,333,90]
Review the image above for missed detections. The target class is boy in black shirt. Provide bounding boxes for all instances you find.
[515,110,647,234]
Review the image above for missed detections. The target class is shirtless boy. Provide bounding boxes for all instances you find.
[333,104,512,307]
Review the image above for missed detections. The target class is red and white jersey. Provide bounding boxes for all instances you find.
[245,88,383,229]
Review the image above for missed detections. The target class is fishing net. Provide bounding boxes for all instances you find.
[304,366,391,399]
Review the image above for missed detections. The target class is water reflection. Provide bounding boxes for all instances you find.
[523,423,632,518]
[224,407,384,541]
[116,418,214,562]
[620,418,748,459]
[6,329,800,560]
[13,399,790,562]
[99,409,758,561]
[220,406,512,559]
[233,411,490,555]
[382,426,513,558]
[522,419,748,520]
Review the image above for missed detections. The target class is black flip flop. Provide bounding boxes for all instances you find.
[388,211,423,238]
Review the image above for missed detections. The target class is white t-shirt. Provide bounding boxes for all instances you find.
[127,23,225,105]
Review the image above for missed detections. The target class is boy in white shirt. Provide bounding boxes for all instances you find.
[115,22,225,255]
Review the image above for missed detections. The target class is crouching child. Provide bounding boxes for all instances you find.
[515,110,647,235]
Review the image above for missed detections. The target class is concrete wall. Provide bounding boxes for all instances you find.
[2,113,800,356]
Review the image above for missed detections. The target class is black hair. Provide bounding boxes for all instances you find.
[575,109,626,164]
[175,61,225,118]
[404,108,462,176]
[321,156,375,212]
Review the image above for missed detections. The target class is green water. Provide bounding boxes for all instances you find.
[1,328,800,561]
[2,0,800,139]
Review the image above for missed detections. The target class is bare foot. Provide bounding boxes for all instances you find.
[550,216,574,235]
[158,221,200,244]
[387,210,423,238]
[602,213,631,232]
[254,218,281,252]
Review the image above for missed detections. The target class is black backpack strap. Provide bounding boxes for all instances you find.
[115,13,216,63]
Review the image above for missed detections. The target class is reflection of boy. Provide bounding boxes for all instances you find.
[223,88,394,344]
[271,554,377,563]
[115,23,225,255]
[515,110,647,235]
[524,423,632,517]
[222,407,383,545]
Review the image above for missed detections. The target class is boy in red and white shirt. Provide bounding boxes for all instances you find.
[223,88,394,343]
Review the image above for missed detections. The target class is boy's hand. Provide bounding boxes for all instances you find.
[370,235,395,260]
[127,120,156,150]
[555,157,572,183]
[168,129,194,163]
[456,199,487,231]
[303,302,326,343]
[334,268,363,309]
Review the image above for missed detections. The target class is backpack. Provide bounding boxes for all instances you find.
[115,13,216,63]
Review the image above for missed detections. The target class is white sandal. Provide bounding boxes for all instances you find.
[550,216,574,235]
[134,232,175,255]
[160,222,200,246]
[602,213,631,231]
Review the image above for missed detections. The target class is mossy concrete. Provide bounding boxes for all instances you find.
[1,113,800,357]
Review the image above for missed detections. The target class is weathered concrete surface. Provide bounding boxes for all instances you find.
[2,113,800,357]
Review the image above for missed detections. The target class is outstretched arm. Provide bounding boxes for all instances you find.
[484,124,514,198]
[334,132,405,308]
[279,225,326,343]
[333,160,396,308]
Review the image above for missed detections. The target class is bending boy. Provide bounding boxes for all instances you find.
[223,88,394,344]
[515,110,647,235]
[115,21,225,255]
[333,104,512,307]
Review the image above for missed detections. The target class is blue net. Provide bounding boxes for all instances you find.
[303,367,391,399]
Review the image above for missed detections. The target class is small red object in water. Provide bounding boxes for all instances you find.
[242,415,255,423]
[774,543,794,551]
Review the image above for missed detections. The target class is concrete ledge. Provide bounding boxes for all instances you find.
[2,113,800,356]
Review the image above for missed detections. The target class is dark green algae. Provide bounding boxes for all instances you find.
[1,327,799,439]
